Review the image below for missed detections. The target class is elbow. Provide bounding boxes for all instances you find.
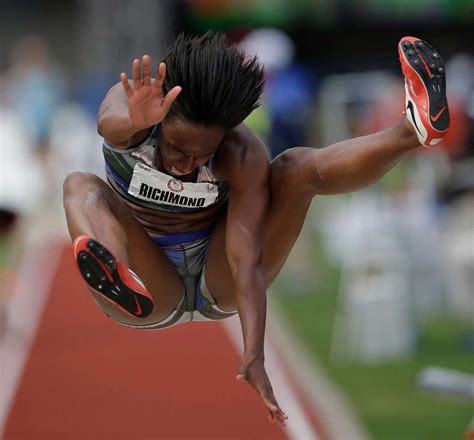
[230,259,263,287]
[97,113,108,138]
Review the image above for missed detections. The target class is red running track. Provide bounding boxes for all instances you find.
[3,246,288,439]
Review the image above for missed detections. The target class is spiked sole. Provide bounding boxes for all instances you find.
[399,36,450,146]
[75,238,154,318]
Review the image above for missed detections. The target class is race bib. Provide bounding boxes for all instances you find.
[128,162,218,208]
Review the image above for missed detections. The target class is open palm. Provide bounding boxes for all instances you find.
[120,55,181,130]
[237,359,288,427]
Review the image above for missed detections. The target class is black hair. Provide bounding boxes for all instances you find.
[163,31,264,129]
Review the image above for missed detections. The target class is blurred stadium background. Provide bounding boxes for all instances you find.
[0,1,473,439]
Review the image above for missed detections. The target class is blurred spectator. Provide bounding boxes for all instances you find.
[239,28,317,158]
[266,64,318,156]
[0,103,45,228]
[5,35,66,159]
[48,102,104,206]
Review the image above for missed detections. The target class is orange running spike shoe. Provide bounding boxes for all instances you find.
[73,235,154,318]
[398,36,450,147]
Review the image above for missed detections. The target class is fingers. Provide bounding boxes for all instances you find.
[236,374,246,383]
[128,56,152,89]
[142,55,152,86]
[161,85,181,115]
[120,73,133,98]
[260,387,288,426]
[132,58,142,90]
[263,398,287,427]
[154,62,166,89]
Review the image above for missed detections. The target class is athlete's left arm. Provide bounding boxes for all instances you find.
[220,124,269,361]
[217,124,287,426]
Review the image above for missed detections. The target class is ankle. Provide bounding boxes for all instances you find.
[400,116,422,150]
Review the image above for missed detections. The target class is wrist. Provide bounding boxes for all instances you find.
[99,113,144,144]
[129,116,154,132]
[242,352,264,365]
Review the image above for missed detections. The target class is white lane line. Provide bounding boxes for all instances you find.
[0,237,62,437]
[222,316,320,440]
[268,299,370,440]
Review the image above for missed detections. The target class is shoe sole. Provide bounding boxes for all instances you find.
[399,37,450,134]
[76,239,154,318]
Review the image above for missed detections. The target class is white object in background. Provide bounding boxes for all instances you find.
[345,271,416,362]
[239,28,295,73]
[418,366,474,400]
[0,108,46,214]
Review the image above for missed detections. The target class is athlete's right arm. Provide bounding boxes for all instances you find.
[97,55,181,149]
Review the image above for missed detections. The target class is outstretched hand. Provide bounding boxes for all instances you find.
[120,55,181,130]
[237,358,288,427]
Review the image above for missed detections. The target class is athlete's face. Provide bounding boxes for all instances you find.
[159,119,225,177]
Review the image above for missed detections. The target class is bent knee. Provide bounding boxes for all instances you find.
[270,147,316,193]
[63,172,104,198]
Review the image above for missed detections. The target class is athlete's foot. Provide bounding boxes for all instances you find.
[398,36,450,147]
[73,235,154,318]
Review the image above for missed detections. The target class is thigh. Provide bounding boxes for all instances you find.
[64,172,184,326]
[204,148,315,309]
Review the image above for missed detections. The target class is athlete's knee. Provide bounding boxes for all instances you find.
[63,172,111,215]
[270,147,315,192]
[63,172,115,209]
[63,172,103,198]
